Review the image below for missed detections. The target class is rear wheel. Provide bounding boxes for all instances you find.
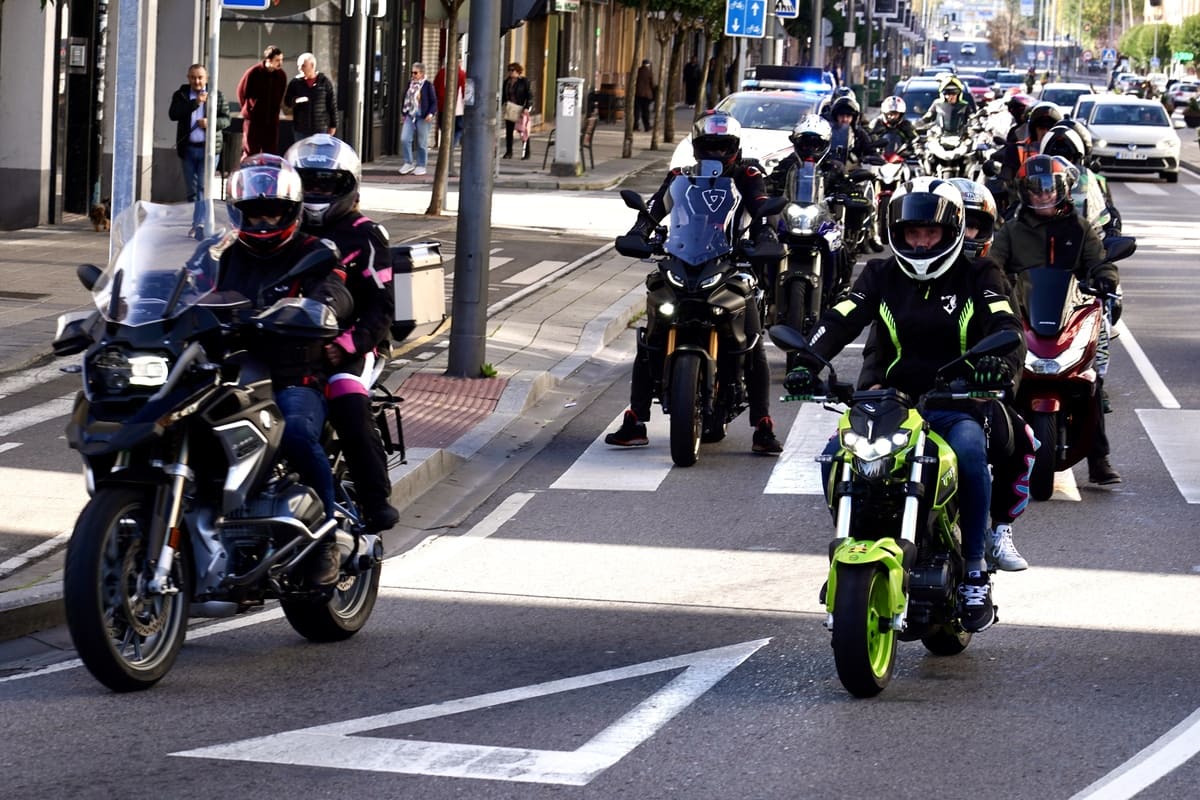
[831,565,897,697]
[64,487,190,692]
[668,353,703,467]
[1029,411,1057,501]
[282,561,381,642]
[922,623,972,655]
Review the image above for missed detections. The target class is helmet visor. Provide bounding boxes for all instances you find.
[1019,173,1065,210]
[298,168,357,199]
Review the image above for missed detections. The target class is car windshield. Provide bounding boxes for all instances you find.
[716,94,818,130]
[1091,104,1169,126]
[1041,88,1089,106]
[901,87,939,117]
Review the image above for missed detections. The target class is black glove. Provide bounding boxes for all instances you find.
[1092,276,1117,297]
[784,366,817,396]
[971,355,1013,388]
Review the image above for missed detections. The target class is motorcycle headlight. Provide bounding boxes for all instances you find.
[87,349,171,395]
[784,203,820,235]
[1024,316,1098,375]
[841,430,899,461]
[658,301,676,317]
[666,269,685,288]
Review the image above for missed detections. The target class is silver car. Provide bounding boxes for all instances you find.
[1086,96,1181,182]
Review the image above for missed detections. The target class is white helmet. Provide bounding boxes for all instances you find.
[789,114,832,161]
[880,95,906,122]
[887,177,965,282]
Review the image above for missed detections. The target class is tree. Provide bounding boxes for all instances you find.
[1169,14,1200,59]
[426,0,466,217]
[987,0,1031,69]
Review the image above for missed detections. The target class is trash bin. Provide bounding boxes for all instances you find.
[390,241,445,342]
[867,78,884,107]
[850,84,868,110]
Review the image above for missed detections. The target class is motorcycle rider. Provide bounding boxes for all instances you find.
[996,101,1064,205]
[1003,92,1034,145]
[605,111,784,454]
[919,75,974,135]
[987,154,1121,485]
[784,177,1026,630]
[868,95,920,151]
[284,134,401,534]
[821,95,883,253]
[1040,120,1122,238]
[218,153,355,585]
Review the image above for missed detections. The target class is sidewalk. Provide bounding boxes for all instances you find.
[0,112,688,645]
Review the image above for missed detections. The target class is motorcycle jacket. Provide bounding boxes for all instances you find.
[868,116,919,148]
[988,205,1118,321]
[921,99,972,136]
[217,234,353,388]
[801,255,1025,399]
[305,211,395,369]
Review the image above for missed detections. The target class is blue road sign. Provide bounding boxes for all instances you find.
[1102,47,1117,63]
[725,0,767,38]
[223,0,272,9]
[773,0,799,19]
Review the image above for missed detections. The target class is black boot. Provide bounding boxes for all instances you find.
[1087,455,1122,485]
[328,393,399,532]
[307,535,341,586]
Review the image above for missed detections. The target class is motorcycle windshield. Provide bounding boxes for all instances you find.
[93,202,232,327]
[788,160,820,204]
[829,126,850,162]
[879,132,906,159]
[1024,267,1077,337]
[663,174,741,266]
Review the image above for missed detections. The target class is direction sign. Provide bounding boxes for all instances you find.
[774,0,799,18]
[725,0,767,38]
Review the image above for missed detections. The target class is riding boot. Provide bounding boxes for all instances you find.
[328,393,398,532]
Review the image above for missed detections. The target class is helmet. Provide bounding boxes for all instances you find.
[226,154,304,256]
[1056,117,1093,159]
[284,134,362,227]
[938,74,966,100]
[789,114,832,162]
[691,111,742,166]
[880,95,906,125]
[1026,102,1064,139]
[1039,122,1086,166]
[1006,92,1033,123]
[947,177,998,258]
[829,94,861,124]
[887,177,965,282]
[1017,154,1073,215]
[832,86,855,100]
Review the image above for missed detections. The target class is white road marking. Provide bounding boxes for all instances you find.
[1052,467,1081,501]
[503,259,569,285]
[0,358,80,399]
[1069,706,1200,800]
[1120,183,1169,196]
[764,403,836,495]
[0,531,71,579]
[550,410,674,491]
[488,255,514,270]
[0,442,22,455]
[1137,409,1200,503]
[1115,320,1180,409]
[0,467,88,536]
[0,394,76,437]
[170,639,770,785]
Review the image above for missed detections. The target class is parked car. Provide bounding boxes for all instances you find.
[1168,81,1200,105]
[936,50,952,64]
[1084,95,1181,182]
[959,42,977,56]
[1036,82,1097,117]
[960,74,993,103]
[1071,93,1101,123]
[669,90,824,170]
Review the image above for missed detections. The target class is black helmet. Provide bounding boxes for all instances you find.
[691,111,743,166]
[1017,154,1073,215]
[887,177,965,282]
[1026,102,1064,139]
[226,154,304,256]
[789,114,832,162]
[284,134,362,227]
[1039,122,1087,166]
[830,94,861,124]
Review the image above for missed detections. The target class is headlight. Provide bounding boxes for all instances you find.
[658,301,676,317]
[784,203,820,235]
[699,273,724,290]
[1024,315,1098,375]
[1158,137,1179,150]
[841,430,897,461]
[666,269,685,288]
[87,348,171,394]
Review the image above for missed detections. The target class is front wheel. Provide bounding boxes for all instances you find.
[830,564,897,698]
[1029,411,1057,501]
[668,353,703,467]
[784,277,815,371]
[64,486,191,692]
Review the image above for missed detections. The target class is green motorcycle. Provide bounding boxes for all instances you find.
[770,326,1021,697]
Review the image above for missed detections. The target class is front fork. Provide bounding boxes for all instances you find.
[147,434,193,595]
[826,428,928,633]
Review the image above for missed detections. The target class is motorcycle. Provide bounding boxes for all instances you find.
[923,125,972,179]
[51,202,390,691]
[1016,238,1135,501]
[866,130,920,245]
[615,169,785,467]
[770,324,1021,698]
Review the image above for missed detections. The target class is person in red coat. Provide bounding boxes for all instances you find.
[237,45,288,157]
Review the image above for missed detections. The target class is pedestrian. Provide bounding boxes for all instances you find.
[502,62,532,159]
[635,59,655,132]
[398,62,437,176]
[168,63,230,239]
[434,62,466,148]
[284,52,338,144]
[683,58,700,107]
[237,45,288,156]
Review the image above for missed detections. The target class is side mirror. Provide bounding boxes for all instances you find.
[966,329,1022,359]
[77,263,102,291]
[1104,235,1136,263]
[759,196,788,218]
[620,189,649,214]
[614,234,655,259]
[53,311,97,356]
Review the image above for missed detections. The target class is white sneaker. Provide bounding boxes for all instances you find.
[398,163,414,175]
[413,166,427,176]
[986,524,1029,572]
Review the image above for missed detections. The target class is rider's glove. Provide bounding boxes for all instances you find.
[971,355,1013,388]
[784,366,818,396]
[1092,276,1117,297]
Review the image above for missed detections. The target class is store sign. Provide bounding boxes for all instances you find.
[554,0,580,11]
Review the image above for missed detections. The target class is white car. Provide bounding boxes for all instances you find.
[959,42,977,56]
[1085,96,1181,182]
[1168,81,1200,105]
[1036,82,1097,117]
[669,90,824,171]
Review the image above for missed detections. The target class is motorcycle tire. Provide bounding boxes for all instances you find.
[281,556,382,642]
[921,623,972,656]
[784,277,815,371]
[668,353,703,467]
[831,564,896,698]
[1029,411,1057,501]
[64,486,191,692]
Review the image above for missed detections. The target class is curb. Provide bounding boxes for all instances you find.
[0,271,643,643]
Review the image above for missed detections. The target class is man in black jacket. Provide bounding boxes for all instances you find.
[285,53,338,143]
[168,64,230,238]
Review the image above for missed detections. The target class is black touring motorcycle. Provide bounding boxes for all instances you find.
[52,202,396,691]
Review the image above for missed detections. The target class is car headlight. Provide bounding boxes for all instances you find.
[1158,136,1179,150]
[784,203,820,235]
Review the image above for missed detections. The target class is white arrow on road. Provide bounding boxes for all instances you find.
[171,639,770,785]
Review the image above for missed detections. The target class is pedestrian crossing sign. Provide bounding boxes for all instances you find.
[774,0,799,17]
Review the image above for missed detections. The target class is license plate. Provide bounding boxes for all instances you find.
[1116,151,1148,160]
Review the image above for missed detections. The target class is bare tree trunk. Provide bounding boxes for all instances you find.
[427,0,463,216]
[695,32,712,125]
[623,0,650,159]
[650,25,670,151]
[664,29,684,144]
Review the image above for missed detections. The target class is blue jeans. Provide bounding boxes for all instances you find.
[276,385,334,519]
[819,408,990,566]
[180,146,207,229]
[400,116,431,166]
